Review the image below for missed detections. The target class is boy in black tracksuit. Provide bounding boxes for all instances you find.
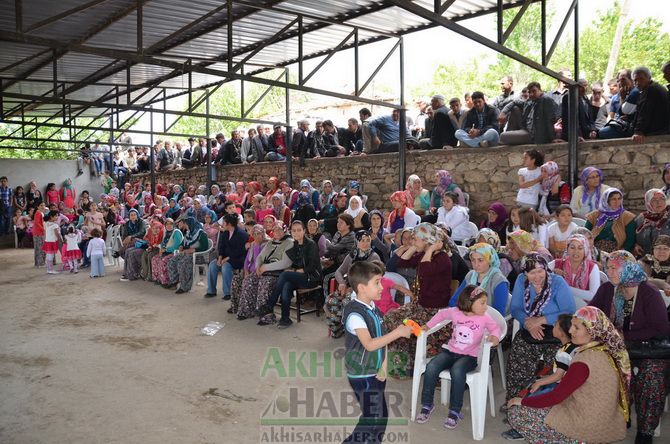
[342,262,412,443]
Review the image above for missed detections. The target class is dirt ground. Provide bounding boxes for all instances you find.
[0,248,666,444]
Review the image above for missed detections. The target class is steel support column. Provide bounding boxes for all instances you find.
[573,0,579,78]
[567,85,578,189]
[285,69,292,187]
[206,90,212,193]
[150,106,155,195]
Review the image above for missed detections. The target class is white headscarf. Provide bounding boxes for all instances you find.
[345,195,364,219]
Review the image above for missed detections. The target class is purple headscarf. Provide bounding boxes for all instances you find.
[580,167,604,205]
[595,188,624,228]
[486,202,508,231]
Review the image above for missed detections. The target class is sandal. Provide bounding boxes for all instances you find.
[444,410,464,429]
[416,405,434,424]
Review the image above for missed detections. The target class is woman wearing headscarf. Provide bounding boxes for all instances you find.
[293,192,318,227]
[165,216,209,294]
[121,219,163,282]
[639,234,670,295]
[270,193,291,227]
[384,191,420,235]
[202,209,220,262]
[298,179,320,210]
[346,180,368,210]
[118,209,146,259]
[474,228,516,283]
[265,176,280,200]
[570,166,610,218]
[207,184,221,208]
[538,161,571,217]
[507,306,630,444]
[237,220,292,320]
[634,188,670,256]
[236,181,249,209]
[151,218,183,285]
[191,198,206,223]
[318,180,337,211]
[584,188,637,254]
[405,174,431,217]
[480,202,508,246]
[306,219,328,257]
[139,219,165,281]
[165,197,181,220]
[505,229,553,277]
[448,242,509,314]
[142,192,154,218]
[324,230,382,337]
[344,195,370,231]
[369,209,390,263]
[169,184,183,202]
[60,179,76,210]
[124,194,140,219]
[430,169,465,212]
[505,253,576,403]
[27,181,43,210]
[550,234,600,309]
[591,252,670,444]
[383,223,453,377]
[235,224,269,320]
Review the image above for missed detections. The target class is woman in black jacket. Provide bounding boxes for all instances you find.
[259,221,322,328]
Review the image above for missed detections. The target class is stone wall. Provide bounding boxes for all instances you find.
[137,135,670,224]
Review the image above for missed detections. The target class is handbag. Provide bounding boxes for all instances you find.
[519,324,561,345]
[134,240,149,249]
[625,336,670,360]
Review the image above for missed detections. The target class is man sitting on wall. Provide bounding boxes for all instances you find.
[447,97,467,135]
[631,65,670,143]
[455,91,500,147]
[418,94,456,150]
[367,109,412,154]
[499,81,556,145]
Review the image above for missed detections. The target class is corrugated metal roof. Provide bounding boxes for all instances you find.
[1,0,530,119]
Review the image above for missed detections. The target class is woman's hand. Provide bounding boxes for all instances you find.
[507,397,522,408]
[529,381,543,393]
[338,284,347,296]
[256,265,265,277]
[632,244,644,257]
[553,268,566,277]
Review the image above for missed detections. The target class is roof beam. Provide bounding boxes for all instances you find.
[24,0,110,33]
[502,0,533,44]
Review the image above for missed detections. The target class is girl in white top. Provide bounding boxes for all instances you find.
[437,191,471,243]
[547,205,578,258]
[63,225,83,273]
[515,149,544,208]
[42,210,63,275]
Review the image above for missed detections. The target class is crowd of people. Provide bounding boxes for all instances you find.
[71,64,670,188]
[2,62,670,444]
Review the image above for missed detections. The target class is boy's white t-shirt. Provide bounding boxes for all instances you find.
[345,297,376,335]
[548,222,578,242]
[516,167,542,206]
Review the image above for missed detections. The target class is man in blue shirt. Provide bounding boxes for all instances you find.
[367,109,411,154]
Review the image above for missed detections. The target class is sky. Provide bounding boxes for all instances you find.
[127,0,668,145]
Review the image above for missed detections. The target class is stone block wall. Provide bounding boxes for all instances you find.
[136,135,670,224]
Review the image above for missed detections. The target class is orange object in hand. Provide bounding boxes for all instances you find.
[403,319,422,337]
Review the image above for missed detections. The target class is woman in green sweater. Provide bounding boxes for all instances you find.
[584,188,636,253]
[166,217,209,293]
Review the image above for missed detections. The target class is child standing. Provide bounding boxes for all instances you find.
[43,210,63,274]
[516,149,544,209]
[416,285,501,429]
[33,202,46,266]
[342,261,413,443]
[86,228,106,278]
[502,314,576,440]
[45,183,60,207]
[63,225,82,273]
[547,205,577,258]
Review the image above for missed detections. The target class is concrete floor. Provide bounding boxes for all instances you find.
[0,248,666,444]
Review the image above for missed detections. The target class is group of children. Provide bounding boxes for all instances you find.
[343,260,578,442]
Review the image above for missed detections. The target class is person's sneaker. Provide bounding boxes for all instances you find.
[222,294,231,300]
[203,293,216,298]
[479,140,490,148]
[443,410,464,429]
[119,277,129,282]
[257,313,276,326]
[277,318,293,329]
[237,314,248,321]
[416,405,435,424]
[47,270,60,275]
[501,429,524,440]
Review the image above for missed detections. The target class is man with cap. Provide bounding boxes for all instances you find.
[418,94,457,150]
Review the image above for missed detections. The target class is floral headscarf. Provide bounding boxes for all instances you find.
[406,174,422,200]
[595,188,625,228]
[574,306,631,422]
[182,216,204,247]
[144,220,165,246]
[468,243,501,291]
[636,188,669,234]
[434,169,455,197]
[271,193,285,218]
[296,191,311,210]
[508,229,537,254]
[477,228,501,250]
[608,250,646,330]
[580,167,604,205]
[486,202,508,231]
[520,253,553,317]
[560,234,596,290]
[540,161,561,192]
[413,222,439,245]
[348,180,361,192]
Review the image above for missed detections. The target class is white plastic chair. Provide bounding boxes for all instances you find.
[459,221,479,246]
[13,225,19,248]
[463,192,470,208]
[105,225,122,267]
[383,272,410,304]
[573,217,587,227]
[599,270,609,286]
[457,245,469,258]
[410,306,507,440]
[495,293,514,391]
[190,238,214,292]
